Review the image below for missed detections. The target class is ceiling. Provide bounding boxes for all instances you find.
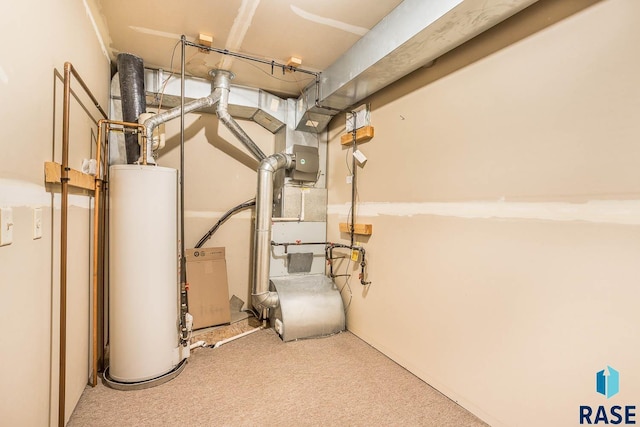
[95,0,403,98]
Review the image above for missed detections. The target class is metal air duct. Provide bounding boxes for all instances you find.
[142,86,221,164]
[140,66,278,313]
[296,0,539,132]
[211,70,267,161]
[142,70,268,164]
[144,68,287,134]
[252,152,294,314]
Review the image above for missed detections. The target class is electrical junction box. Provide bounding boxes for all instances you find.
[291,144,319,182]
[185,247,231,329]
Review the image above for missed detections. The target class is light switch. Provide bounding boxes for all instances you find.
[0,208,14,246]
[33,208,42,240]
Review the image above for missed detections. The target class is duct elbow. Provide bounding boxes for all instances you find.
[204,93,218,108]
[139,118,160,165]
[259,152,294,174]
[143,116,157,140]
[258,158,276,174]
[252,291,279,311]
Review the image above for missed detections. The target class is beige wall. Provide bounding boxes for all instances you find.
[327,0,640,425]
[3,0,638,425]
[0,0,110,424]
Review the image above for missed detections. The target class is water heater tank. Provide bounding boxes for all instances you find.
[108,164,182,384]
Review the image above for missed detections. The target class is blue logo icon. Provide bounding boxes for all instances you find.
[596,366,620,399]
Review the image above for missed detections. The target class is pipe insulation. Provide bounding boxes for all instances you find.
[117,53,147,164]
[252,152,295,314]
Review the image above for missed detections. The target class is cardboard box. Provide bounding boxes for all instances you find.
[186,247,231,329]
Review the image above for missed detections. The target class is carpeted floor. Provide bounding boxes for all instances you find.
[68,329,488,426]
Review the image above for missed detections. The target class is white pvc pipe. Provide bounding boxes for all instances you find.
[189,340,206,350]
[213,326,265,349]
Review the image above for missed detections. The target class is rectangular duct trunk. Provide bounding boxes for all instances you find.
[295,0,539,132]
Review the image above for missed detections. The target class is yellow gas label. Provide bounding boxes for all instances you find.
[351,249,359,262]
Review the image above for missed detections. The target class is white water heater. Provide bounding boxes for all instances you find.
[108,164,183,384]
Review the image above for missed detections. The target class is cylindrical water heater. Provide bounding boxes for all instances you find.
[108,164,183,384]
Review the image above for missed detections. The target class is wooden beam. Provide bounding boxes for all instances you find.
[340,125,374,145]
[339,222,373,236]
[44,161,95,191]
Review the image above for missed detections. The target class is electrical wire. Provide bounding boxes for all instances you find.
[344,145,360,233]
[339,256,353,313]
[156,41,205,112]
[328,251,353,313]
[345,144,353,175]
[233,55,316,85]
[349,122,358,246]
[155,40,181,113]
[194,198,256,248]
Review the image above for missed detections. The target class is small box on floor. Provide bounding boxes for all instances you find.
[186,247,231,329]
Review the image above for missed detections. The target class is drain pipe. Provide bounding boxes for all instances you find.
[252,152,295,315]
[211,69,267,162]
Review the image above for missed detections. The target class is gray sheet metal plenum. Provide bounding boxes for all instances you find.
[269,275,345,342]
[117,53,146,164]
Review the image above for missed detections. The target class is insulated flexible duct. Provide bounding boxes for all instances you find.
[117,53,147,164]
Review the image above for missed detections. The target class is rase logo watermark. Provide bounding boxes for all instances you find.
[580,366,636,425]
[597,367,620,399]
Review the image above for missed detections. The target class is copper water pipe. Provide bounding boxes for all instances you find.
[92,121,104,388]
[59,61,71,427]
[59,62,107,427]
[91,119,145,387]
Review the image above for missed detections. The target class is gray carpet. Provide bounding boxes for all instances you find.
[68,329,488,426]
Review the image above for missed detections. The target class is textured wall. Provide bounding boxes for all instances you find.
[326,0,640,425]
